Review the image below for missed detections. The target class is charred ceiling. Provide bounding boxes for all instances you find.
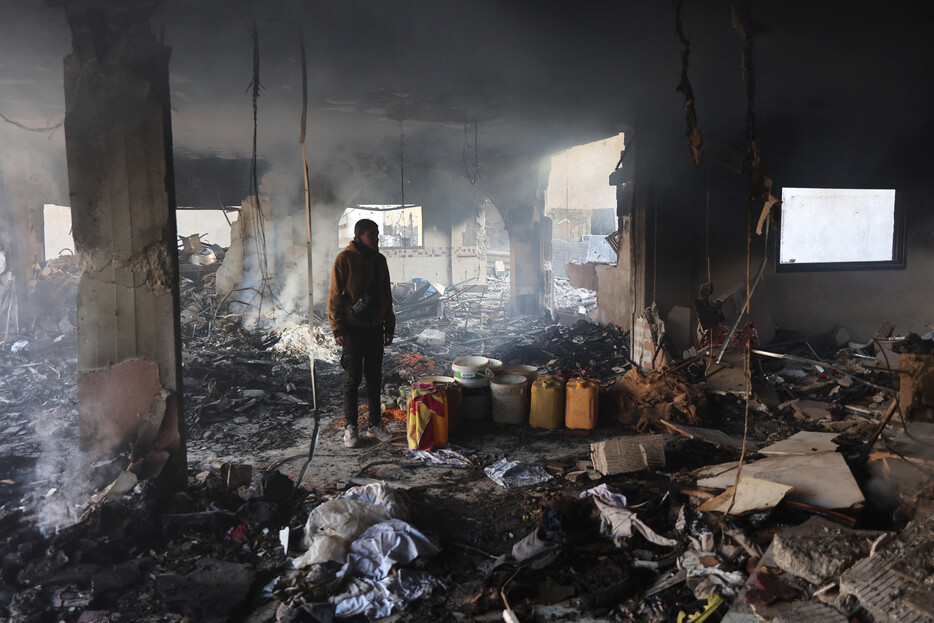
[1,1,932,209]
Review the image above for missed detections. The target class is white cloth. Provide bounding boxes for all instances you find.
[332,570,440,618]
[592,498,678,548]
[295,483,410,568]
[579,483,629,508]
[344,519,440,580]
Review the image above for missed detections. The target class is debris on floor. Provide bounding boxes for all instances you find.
[4,260,934,622]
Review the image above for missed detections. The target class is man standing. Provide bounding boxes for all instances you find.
[328,219,395,447]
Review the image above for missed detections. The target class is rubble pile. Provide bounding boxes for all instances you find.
[489,320,633,379]
[3,248,934,622]
[182,319,320,458]
[0,465,299,623]
[553,277,597,316]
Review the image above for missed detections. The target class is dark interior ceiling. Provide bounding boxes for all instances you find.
[2,0,934,207]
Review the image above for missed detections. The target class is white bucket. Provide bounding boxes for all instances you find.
[452,356,491,388]
[490,374,529,424]
[487,358,503,374]
[500,365,538,387]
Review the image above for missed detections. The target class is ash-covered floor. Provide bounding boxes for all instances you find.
[2,257,934,622]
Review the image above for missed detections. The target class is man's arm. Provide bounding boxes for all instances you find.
[328,255,349,346]
[381,256,395,346]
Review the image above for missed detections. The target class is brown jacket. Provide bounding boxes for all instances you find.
[328,241,396,338]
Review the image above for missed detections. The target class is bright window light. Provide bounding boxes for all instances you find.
[339,205,423,248]
[779,188,898,267]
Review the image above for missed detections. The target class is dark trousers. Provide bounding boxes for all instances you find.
[341,325,384,429]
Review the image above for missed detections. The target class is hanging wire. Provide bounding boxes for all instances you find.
[0,112,62,137]
[705,188,711,284]
[726,0,760,516]
[400,119,408,279]
[400,119,406,209]
[240,8,286,320]
[652,197,658,303]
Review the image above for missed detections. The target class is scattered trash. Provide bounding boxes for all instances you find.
[5,250,934,623]
[484,458,553,488]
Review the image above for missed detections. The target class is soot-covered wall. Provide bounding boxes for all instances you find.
[626,1,934,344]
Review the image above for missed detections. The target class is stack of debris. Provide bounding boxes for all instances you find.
[553,277,597,317]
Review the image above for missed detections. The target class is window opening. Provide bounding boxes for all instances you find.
[777,188,903,271]
[338,205,423,248]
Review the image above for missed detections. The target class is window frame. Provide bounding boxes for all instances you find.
[775,187,907,273]
[339,204,425,249]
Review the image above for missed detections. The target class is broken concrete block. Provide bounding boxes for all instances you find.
[220,463,253,489]
[590,435,665,476]
[772,522,870,585]
[840,517,934,623]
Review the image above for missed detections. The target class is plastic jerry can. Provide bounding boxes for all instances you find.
[407,382,448,450]
[529,375,566,430]
[418,376,461,436]
[565,377,599,429]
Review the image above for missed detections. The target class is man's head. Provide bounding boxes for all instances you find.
[354,219,379,251]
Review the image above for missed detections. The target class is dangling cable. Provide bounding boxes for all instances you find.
[652,197,658,303]
[726,0,767,510]
[400,119,406,209]
[400,119,407,279]
[244,10,276,320]
[705,188,711,284]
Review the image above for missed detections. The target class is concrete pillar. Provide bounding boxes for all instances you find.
[62,4,185,487]
[507,220,546,316]
[488,157,551,318]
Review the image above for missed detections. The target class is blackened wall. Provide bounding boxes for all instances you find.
[630,0,934,344]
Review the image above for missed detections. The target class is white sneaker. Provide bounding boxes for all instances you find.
[363,423,393,442]
[343,426,359,448]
